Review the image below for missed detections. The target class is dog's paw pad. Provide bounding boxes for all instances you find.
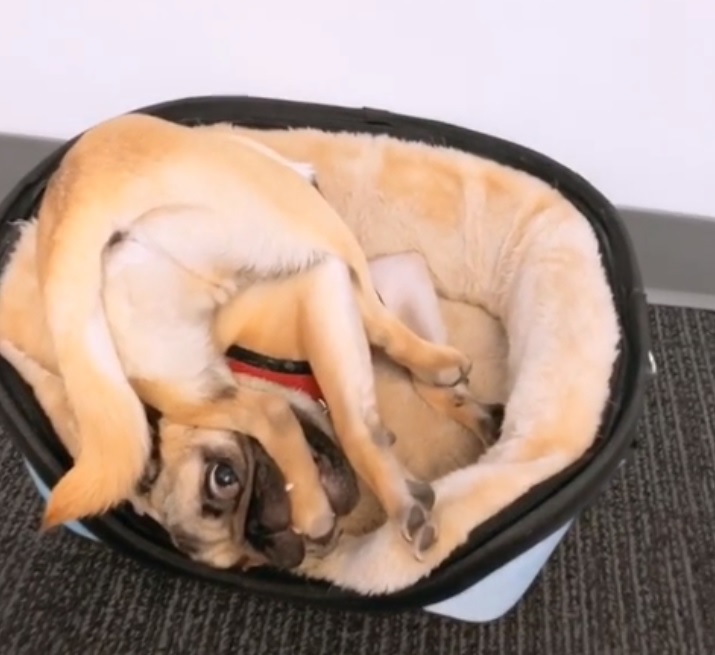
[399,479,436,545]
[415,523,437,558]
[395,479,438,557]
[407,479,435,511]
[406,518,438,561]
[401,504,428,543]
[407,504,427,536]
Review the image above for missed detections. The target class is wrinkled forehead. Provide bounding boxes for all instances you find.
[158,421,247,462]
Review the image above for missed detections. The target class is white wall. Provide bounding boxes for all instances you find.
[0,0,713,216]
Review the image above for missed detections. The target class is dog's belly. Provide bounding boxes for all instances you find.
[102,237,222,382]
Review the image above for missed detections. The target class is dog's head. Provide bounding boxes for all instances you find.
[133,408,360,571]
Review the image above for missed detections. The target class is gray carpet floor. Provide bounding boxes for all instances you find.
[0,304,713,655]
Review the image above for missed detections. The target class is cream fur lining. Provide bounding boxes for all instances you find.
[202,125,621,593]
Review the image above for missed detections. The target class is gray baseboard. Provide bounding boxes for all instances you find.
[1,132,713,311]
[0,134,58,203]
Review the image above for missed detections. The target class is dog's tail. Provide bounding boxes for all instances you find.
[39,200,150,531]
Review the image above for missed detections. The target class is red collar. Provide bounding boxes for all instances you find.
[225,345,325,404]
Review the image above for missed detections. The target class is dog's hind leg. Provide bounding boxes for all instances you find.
[367,252,499,443]
[350,261,473,390]
[298,255,438,559]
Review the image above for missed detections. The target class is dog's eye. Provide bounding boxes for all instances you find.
[205,462,240,501]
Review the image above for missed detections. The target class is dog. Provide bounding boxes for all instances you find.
[0,121,620,593]
[0,220,506,571]
[5,112,486,559]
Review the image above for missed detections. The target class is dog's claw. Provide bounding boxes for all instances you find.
[405,515,437,561]
[432,357,473,388]
[450,381,472,405]
[416,523,437,556]
[403,505,427,542]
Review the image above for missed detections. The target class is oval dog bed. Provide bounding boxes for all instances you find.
[0,96,653,620]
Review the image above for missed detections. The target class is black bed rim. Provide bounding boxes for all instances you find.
[0,95,652,612]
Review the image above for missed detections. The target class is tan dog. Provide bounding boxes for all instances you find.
[5,112,482,558]
[1,227,505,570]
[0,123,620,593]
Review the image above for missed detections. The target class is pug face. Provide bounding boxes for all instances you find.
[132,410,360,571]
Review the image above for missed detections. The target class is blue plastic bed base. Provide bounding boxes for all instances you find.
[25,461,98,542]
[424,448,631,622]
[425,446,630,620]
[26,458,573,623]
[424,521,572,621]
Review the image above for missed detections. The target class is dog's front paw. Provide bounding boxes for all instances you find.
[415,346,472,388]
[397,479,438,560]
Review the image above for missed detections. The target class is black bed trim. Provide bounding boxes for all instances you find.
[0,95,652,611]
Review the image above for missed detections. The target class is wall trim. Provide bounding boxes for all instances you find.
[1,131,713,311]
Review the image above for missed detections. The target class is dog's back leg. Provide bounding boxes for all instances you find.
[349,259,473,389]
[298,255,439,559]
[303,180,475,391]
[367,252,499,443]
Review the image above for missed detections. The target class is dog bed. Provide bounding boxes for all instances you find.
[0,96,653,622]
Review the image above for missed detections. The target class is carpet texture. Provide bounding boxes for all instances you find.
[0,304,713,655]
